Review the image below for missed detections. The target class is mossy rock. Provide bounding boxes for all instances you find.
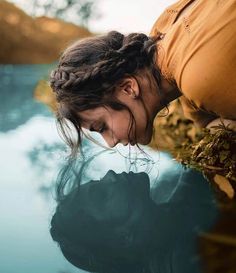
[150,100,236,200]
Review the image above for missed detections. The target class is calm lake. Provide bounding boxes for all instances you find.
[0,65,218,273]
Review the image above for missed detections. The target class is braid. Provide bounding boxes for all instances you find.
[50,31,159,95]
[119,33,149,64]
[50,57,127,96]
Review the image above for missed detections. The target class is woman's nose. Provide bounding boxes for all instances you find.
[103,134,119,148]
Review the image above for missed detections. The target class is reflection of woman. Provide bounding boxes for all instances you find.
[50,0,236,155]
[50,168,218,273]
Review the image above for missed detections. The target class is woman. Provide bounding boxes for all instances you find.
[50,167,218,273]
[50,0,236,156]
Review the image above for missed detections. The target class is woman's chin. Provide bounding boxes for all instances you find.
[138,134,153,145]
[142,139,152,145]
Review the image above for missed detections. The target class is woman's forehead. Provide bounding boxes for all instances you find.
[79,107,117,128]
[79,107,109,122]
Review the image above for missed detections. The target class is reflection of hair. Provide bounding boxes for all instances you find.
[50,206,151,273]
[54,150,110,201]
[50,31,162,157]
[50,167,152,273]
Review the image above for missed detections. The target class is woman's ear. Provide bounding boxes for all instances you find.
[117,77,140,99]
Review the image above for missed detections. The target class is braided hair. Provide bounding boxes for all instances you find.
[50,31,162,157]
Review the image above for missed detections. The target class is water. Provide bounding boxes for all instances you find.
[0,65,218,273]
[0,65,81,273]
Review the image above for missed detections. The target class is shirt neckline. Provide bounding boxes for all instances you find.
[171,0,197,25]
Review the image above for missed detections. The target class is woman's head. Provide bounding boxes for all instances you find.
[50,31,163,157]
[50,170,160,272]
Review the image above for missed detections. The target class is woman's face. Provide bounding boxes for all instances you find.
[79,106,153,147]
[79,76,158,147]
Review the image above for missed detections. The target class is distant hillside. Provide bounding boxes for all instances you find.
[0,0,94,64]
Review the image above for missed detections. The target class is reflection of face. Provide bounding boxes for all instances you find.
[79,105,154,148]
[73,170,158,261]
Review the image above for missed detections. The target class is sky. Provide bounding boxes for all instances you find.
[88,0,177,34]
[9,0,177,34]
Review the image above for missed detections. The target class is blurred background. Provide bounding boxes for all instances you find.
[0,0,176,64]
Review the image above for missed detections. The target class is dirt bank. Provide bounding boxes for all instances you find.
[0,0,93,64]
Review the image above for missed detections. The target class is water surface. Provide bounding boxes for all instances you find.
[0,65,218,273]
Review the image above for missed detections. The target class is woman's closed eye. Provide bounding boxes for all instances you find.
[98,124,107,133]
[90,123,107,133]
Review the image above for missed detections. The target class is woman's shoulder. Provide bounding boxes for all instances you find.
[149,0,191,36]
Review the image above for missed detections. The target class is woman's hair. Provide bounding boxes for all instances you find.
[49,31,162,158]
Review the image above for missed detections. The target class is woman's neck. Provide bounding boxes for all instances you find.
[160,77,182,104]
[140,68,182,120]
[151,76,182,118]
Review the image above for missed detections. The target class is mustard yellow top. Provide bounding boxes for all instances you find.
[150,0,236,126]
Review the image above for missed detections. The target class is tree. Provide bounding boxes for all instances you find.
[29,0,99,27]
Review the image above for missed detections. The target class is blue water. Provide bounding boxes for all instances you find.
[0,65,81,273]
[0,65,218,273]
